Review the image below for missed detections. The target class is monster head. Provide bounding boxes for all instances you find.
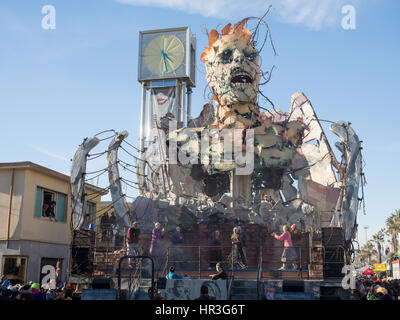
[201,19,261,106]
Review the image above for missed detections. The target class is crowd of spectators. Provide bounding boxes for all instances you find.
[0,275,79,301]
[350,275,400,300]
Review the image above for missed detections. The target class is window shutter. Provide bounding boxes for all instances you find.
[34,187,43,218]
[56,193,67,222]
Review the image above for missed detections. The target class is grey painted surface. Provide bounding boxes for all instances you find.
[81,289,117,300]
[0,240,69,283]
[262,280,321,300]
[230,280,258,300]
[160,279,227,300]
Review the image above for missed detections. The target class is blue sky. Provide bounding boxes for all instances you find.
[0,0,399,246]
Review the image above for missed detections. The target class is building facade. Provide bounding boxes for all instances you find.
[0,162,105,284]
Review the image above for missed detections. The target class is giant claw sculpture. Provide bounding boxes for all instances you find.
[107,130,131,231]
[330,121,362,241]
[71,136,100,230]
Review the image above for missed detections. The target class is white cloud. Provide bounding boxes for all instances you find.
[115,0,359,29]
[29,145,71,163]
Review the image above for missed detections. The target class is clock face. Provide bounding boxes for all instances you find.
[144,35,185,75]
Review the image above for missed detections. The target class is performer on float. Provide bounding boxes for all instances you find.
[230,227,247,269]
[149,222,165,270]
[272,225,298,270]
[125,221,142,268]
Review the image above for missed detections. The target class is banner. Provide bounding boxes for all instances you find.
[373,264,386,271]
[150,86,178,127]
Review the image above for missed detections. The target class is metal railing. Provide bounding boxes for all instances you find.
[92,243,347,284]
[117,255,155,300]
[256,245,263,299]
[164,243,346,281]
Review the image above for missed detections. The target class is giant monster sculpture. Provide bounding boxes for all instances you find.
[139,18,363,241]
[71,18,363,258]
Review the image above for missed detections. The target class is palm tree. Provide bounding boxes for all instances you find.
[385,210,400,254]
[371,229,385,263]
[355,248,368,267]
[361,241,377,265]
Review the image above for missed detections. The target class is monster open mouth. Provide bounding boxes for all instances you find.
[230,73,253,86]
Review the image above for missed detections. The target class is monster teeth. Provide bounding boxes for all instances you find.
[232,82,250,87]
[231,72,253,85]
[234,73,250,78]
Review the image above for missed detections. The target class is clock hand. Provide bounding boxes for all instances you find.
[162,49,173,63]
[164,52,174,63]
[162,54,168,72]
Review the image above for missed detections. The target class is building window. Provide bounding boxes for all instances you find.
[2,256,27,284]
[34,187,67,222]
[42,189,56,218]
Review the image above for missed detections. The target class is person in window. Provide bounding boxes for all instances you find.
[42,203,49,217]
[44,201,57,222]
[100,212,110,242]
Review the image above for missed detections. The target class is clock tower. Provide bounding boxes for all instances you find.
[137,27,196,195]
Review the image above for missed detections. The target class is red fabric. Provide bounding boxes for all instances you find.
[274,231,293,247]
[361,267,376,275]
[126,227,140,244]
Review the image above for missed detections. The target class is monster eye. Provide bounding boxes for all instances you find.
[220,49,233,63]
[245,52,257,62]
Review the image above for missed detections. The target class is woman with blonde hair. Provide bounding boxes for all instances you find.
[149,222,165,270]
[230,227,247,269]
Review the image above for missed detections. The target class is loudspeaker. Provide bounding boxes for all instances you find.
[91,277,113,289]
[157,277,166,289]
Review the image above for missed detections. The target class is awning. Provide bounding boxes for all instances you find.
[362,267,376,275]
